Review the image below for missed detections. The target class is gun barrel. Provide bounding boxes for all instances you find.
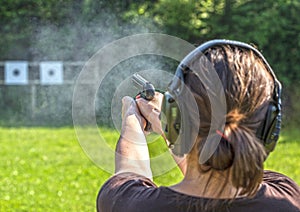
[132,73,148,89]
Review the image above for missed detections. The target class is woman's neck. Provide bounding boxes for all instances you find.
[170,154,246,199]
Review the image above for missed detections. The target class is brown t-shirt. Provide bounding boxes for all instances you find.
[97,170,300,212]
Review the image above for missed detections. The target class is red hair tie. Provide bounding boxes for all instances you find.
[216,130,230,142]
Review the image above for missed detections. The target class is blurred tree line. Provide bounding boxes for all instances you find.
[0,0,299,126]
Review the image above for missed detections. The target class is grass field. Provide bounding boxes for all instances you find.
[0,127,299,211]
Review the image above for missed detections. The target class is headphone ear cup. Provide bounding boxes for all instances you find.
[256,102,281,154]
[162,91,199,156]
[162,92,183,155]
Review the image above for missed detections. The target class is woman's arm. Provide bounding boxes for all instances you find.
[114,96,152,179]
[136,93,187,175]
[115,93,187,179]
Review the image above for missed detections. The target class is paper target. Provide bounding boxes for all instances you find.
[4,61,28,85]
[40,61,63,85]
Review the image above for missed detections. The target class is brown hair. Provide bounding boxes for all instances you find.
[185,45,274,197]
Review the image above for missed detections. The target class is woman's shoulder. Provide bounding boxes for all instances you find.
[263,170,300,190]
[262,170,300,208]
[97,172,160,210]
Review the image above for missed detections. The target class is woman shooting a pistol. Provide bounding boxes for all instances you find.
[97,40,300,211]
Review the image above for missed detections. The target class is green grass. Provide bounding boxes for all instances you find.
[0,128,109,211]
[0,127,299,211]
[264,128,300,183]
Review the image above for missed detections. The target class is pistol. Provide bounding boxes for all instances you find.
[132,73,156,131]
[132,73,155,100]
[131,73,182,153]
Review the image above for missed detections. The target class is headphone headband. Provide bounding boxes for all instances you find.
[180,39,281,101]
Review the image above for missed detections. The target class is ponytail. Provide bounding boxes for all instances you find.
[227,125,266,196]
[198,108,266,196]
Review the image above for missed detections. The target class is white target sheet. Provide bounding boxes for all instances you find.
[40,61,63,85]
[5,61,28,85]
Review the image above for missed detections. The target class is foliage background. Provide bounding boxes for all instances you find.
[0,0,299,127]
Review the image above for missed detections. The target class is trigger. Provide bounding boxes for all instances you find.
[145,121,152,131]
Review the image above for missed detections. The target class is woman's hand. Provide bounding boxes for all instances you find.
[136,92,164,135]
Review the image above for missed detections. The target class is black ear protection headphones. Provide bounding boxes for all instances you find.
[163,39,282,156]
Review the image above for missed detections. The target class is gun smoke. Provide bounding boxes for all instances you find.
[2,9,178,127]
